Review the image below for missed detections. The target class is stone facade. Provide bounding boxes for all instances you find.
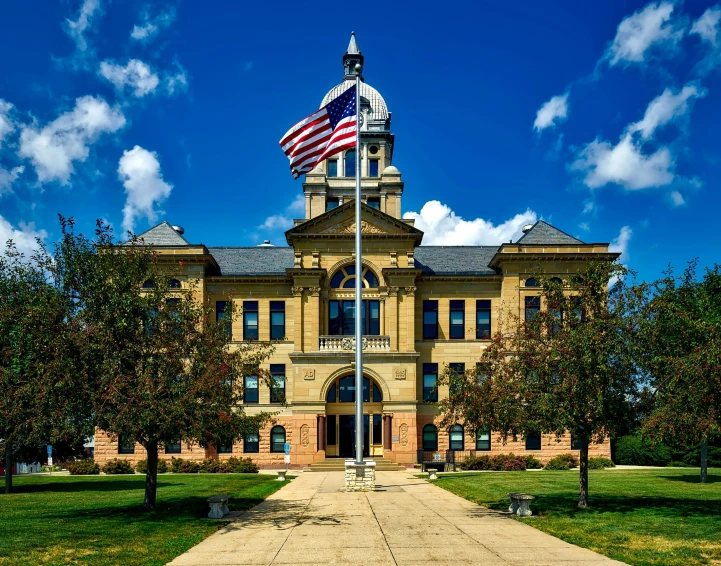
[93,35,616,469]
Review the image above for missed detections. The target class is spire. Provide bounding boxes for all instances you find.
[343,31,364,81]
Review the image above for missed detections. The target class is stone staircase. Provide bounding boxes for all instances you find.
[304,457,406,472]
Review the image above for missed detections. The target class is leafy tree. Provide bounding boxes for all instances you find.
[439,261,642,508]
[637,262,721,483]
[54,219,275,509]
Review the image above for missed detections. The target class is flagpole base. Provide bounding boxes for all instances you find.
[344,460,376,492]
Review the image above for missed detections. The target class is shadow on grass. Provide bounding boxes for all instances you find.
[7,477,190,494]
[659,474,721,484]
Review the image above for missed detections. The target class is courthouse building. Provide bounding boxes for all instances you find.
[94,35,614,469]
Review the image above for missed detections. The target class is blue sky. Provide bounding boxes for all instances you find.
[1,0,720,282]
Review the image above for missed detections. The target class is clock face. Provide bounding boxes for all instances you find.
[358,113,364,127]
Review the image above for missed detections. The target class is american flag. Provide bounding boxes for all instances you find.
[280,85,357,179]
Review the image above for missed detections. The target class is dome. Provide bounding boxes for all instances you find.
[321,80,389,121]
[382,165,400,175]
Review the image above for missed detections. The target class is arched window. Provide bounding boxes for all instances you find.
[326,375,382,403]
[422,424,438,451]
[344,149,356,177]
[142,279,155,289]
[572,276,584,285]
[449,424,464,451]
[270,426,286,453]
[525,277,540,287]
[169,279,182,289]
[550,277,563,285]
[330,265,379,289]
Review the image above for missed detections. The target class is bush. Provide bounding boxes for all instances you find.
[614,435,672,466]
[667,461,693,468]
[458,453,531,471]
[199,458,226,473]
[545,454,578,470]
[135,459,169,474]
[169,457,199,473]
[66,459,100,475]
[521,455,543,469]
[682,445,721,467]
[225,456,259,473]
[102,458,135,474]
[588,457,616,469]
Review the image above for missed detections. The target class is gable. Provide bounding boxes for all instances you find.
[516,220,583,245]
[134,221,190,246]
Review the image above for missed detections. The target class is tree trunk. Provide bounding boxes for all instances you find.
[4,440,12,494]
[143,441,158,511]
[578,441,589,509]
[700,437,708,484]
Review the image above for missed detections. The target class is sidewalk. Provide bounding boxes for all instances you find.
[168,470,625,565]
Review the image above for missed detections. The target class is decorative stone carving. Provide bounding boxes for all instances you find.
[388,287,399,297]
[321,221,384,235]
[405,286,416,295]
[390,251,397,267]
[308,286,321,296]
[406,251,415,267]
[399,423,408,447]
[294,251,302,268]
[291,286,304,296]
[312,251,320,268]
[303,369,315,381]
[300,424,310,447]
[393,368,407,380]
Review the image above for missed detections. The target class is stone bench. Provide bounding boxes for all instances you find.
[508,493,535,517]
[207,494,231,519]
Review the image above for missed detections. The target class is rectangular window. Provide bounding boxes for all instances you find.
[369,159,379,177]
[218,443,233,454]
[243,301,259,340]
[327,415,336,445]
[244,432,259,453]
[525,296,541,321]
[270,301,285,340]
[423,363,438,402]
[367,197,380,209]
[476,429,491,451]
[525,432,541,451]
[327,159,338,177]
[449,300,465,339]
[423,300,438,339]
[144,309,158,335]
[118,434,135,454]
[571,433,582,450]
[449,362,465,375]
[326,198,339,211]
[165,442,181,454]
[373,414,382,444]
[216,301,231,338]
[328,300,380,336]
[476,300,491,339]
[551,305,562,335]
[571,296,585,323]
[244,375,259,404]
[270,364,285,403]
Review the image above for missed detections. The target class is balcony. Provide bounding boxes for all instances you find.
[319,335,391,351]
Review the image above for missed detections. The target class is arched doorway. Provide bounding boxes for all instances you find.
[325,374,383,458]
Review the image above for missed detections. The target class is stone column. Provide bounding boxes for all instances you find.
[388,287,398,351]
[383,414,392,450]
[379,297,386,336]
[405,287,416,351]
[308,287,321,352]
[318,415,326,452]
[292,286,304,352]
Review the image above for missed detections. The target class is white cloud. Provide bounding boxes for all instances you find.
[578,222,590,232]
[0,100,15,146]
[691,6,721,45]
[604,1,684,66]
[571,134,674,190]
[258,195,306,232]
[99,59,161,97]
[118,146,173,234]
[166,65,189,95]
[130,7,175,42]
[629,84,706,139]
[63,0,103,66]
[18,95,126,185]
[0,215,47,257]
[609,226,632,264]
[534,93,569,132]
[403,201,537,245]
[582,199,596,214]
[669,190,686,206]
[0,166,25,195]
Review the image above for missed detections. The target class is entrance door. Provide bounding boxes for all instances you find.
[338,415,369,458]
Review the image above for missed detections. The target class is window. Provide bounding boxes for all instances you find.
[169,278,182,289]
[166,298,181,333]
[344,150,356,177]
[423,363,438,402]
[571,296,586,323]
[270,426,286,453]
[525,296,540,321]
[142,279,155,289]
[372,381,382,402]
[118,434,134,454]
[326,198,339,211]
[330,265,379,289]
[476,300,491,339]
[144,309,158,335]
[270,301,285,340]
[326,383,337,402]
[369,160,379,177]
[327,159,338,177]
[244,432,259,453]
[449,300,465,339]
[244,375,259,404]
[367,197,380,209]
[525,277,540,287]
[216,301,231,338]
[218,442,233,454]
[525,432,541,451]
[373,414,382,444]
[476,428,491,451]
[449,424,464,451]
[243,301,258,340]
[550,304,562,335]
[328,300,380,336]
[165,442,181,454]
[339,375,355,402]
[327,415,336,445]
[329,375,382,403]
[422,424,438,451]
[550,277,563,285]
[449,363,465,396]
[270,364,285,403]
[571,434,582,450]
[423,300,438,339]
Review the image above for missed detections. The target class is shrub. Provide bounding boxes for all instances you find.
[545,454,578,470]
[135,458,169,474]
[458,453,531,471]
[199,458,226,473]
[502,459,527,471]
[614,435,672,466]
[682,445,721,467]
[225,456,259,473]
[102,458,135,474]
[667,461,692,468]
[169,457,199,473]
[588,457,616,469]
[66,459,100,475]
[520,455,543,469]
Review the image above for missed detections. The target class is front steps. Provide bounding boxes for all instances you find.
[304,457,405,472]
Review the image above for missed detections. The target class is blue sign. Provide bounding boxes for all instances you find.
[47,445,52,456]
[284,442,291,455]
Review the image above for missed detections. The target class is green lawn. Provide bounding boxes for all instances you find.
[0,473,286,566]
[434,468,721,566]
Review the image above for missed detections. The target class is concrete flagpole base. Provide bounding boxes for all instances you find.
[344,460,376,492]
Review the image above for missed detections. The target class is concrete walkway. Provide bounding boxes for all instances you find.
[168,471,625,566]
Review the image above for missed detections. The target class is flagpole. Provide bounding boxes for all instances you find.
[354,65,364,466]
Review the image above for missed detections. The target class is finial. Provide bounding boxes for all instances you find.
[346,32,360,55]
[355,63,362,73]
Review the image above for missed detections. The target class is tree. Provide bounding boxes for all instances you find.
[637,261,721,483]
[0,240,91,494]
[54,219,275,509]
[439,261,642,508]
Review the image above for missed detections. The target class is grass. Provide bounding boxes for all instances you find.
[0,473,286,566]
[434,468,721,566]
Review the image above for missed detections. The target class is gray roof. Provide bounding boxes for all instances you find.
[135,221,190,246]
[207,247,295,276]
[516,220,583,245]
[415,246,499,275]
